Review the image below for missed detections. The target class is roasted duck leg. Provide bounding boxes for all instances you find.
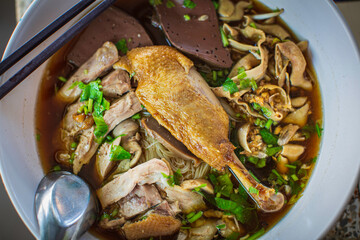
[114,46,284,212]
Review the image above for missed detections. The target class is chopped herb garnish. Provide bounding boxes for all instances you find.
[237,67,246,79]
[109,145,131,161]
[130,72,136,78]
[110,208,119,218]
[131,113,141,120]
[222,78,239,94]
[285,164,297,169]
[212,71,217,81]
[93,115,108,138]
[216,224,226,229]
[193,183,207,192]
[219,27,229,47]
[249,22,257,29]
[227,232,241,240]
[186,212,195,219]
[259,128,278,145]
[249,186,259,195]
[212,0,219,9]
[312,156,318,163]
[254,118,266,128]
[247,228,265,240]
[187,211,203,223]
[249,170,260,182]
[183,0,196,9]
[265,119,273,129]
[36,133,41,141]
[84,69,88,75]
[70,142,78,150]
[315,122,323,137]
[266,146,282,157]
[100,212,110,221]
[174,169,183,185]
[291,174,299,181]
[149,0,162,6]
[166,0,175,8]
[183,14,191,21]
[58,76,67,82]
[115,39,128,55]
[261,106,272,117]
[52,165,61,171]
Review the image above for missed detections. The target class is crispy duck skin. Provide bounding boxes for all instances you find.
[114,46,284,212]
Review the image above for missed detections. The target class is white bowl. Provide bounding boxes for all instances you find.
[1,0,359,239]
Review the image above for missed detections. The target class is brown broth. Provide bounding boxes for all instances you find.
[35,1,323,239]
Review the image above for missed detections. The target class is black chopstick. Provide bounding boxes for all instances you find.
[0,0,117,100]
[0,0,95,76]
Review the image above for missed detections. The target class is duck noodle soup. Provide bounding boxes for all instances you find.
[35,0,322,239]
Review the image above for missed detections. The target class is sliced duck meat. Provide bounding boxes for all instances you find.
[67,7,153,67]
[118,184,163,219]
[95,136,121,181]
[102,69,131,98]
[97,159,170,208]
[73,127,98,174]
[160,185,206,214]
[103,91,142,131]
[155,0,232,68]
[60,100,87,148]
[122,212,181,240]
[113,119,142,167]
[99,217,126,230]
[142,117,200,164]
[73,92,142,174]
[58,41,118,103]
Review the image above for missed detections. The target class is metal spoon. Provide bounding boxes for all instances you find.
[34,171,98,240]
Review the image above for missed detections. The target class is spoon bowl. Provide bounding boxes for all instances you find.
[34,171,98,240]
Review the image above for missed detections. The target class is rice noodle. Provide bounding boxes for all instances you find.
[138,127,210,180]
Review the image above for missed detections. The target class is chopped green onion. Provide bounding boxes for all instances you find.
[88,98,94,113]
[149,0,162,6]
[220,27,229,47]
[272,37,281,45]
[184,14,191,21]
[249,170,260,182]
[272,169,287,184]
[265,119,273,129]
[312,156,318,163]
[52,165,61,171]
[106,135,114,142]
[110,208,119,218]
[130,72,136,78]
[116,39,128,55]
[58,76,67,82]
[216,224,226,229]
[222,78,239,94]
[212,0,219,9]
[217,70,224,77]
[249,186,259,195]
[36,133,41,141]
[83,105,89,115]
[183,0,196,9]
[315,122,323,137]
[131,113,141,120]
[193,183,207,192]
[285,164,297,169]
[249,22,257,29]
[166,0,175,8]
[100,212,110,221]
[254,118,266,128]
[252,102,261,111]
[247,228,265,240]
[186,212,195,219]
[261,106,272,117]
[70,142,78,150]
[212,71,217,81]
[77,105,84,114]
[187,211,203,223]
[291,174,299,181]
[83,69,88,75]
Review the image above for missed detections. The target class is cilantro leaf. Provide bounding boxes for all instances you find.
[222,78,239,94]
